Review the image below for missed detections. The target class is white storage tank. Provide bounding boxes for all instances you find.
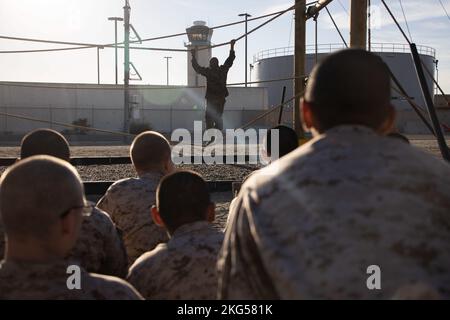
[252,43,437,129]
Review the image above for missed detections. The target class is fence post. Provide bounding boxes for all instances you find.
[170,106,173,133]
[49,105,53,129]
[5,106,8,133]
[91,105,95,130]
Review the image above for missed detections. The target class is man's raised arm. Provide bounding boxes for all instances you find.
[191,49,208,76]
[223,39,236,69]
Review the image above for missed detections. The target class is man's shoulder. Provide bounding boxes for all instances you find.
[85,272,143,300]
[77,207,116,244]
[169,224,224,259]
[107,177,140,192]
[86,207,114,226]
[0,223,4,257]
[245,133,450,195]
[128,244,168,277]
[197,226,225,246]
[100,178,152,205]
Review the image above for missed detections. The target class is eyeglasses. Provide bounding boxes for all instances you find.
[59,202,94,218]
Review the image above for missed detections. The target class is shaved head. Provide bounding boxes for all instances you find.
[304,49,392,132]
[156,170,211,233]
[130,131,172,172]
[20,129,70,162]
[0,156,84,240]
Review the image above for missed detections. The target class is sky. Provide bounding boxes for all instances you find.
[0,0,449,92]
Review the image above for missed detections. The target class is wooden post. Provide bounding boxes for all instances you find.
[294,0,306,137]
[350,0,368,49]
[123,0,131,134]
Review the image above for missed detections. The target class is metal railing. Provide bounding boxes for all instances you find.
[253,43,436,62]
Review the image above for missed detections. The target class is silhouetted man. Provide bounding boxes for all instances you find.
[191,40,236,131]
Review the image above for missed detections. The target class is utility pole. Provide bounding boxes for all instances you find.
[164,56,172,86]
[368,0,371,51]
[108,17,124,85]
[294,0,306,137]
[239,13,251,87]
[123,0,131,134]
[97,46,104,85]
[350,0,368,49]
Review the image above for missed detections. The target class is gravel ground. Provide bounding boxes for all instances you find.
[75,163,256,181]
[0,137,447,230]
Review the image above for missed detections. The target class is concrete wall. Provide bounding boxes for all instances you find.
[0,83,268,135]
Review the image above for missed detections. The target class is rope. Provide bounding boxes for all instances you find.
[325,6,348,47]
[0,3,317,54]
[392,85,437,136]
[398,0,413,42]
[196,5,296,52]
[0,76,304,90]
[437,0,450,23]
[0,110,135,137]
[0,79,307,136]
[421,60,450,104]
[380,0,412,45]
[228,76,305,87]
[325,0,438,136]
[288,11,294,48]
[239,90,305,130]
[392,87,426,113]
[0,46,93,54]
[117,3,315,46]
[337,0,350,17]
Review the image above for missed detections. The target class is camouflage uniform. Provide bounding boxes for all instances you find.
[218,125,450,300]
[68,207,128,278]
[0,221,5,258]
[0,259,143,300]
[128,221,224,299]
[0,225,5,259]
[0,208,128,278]
[97,172,169,265]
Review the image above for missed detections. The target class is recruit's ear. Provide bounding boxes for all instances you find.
[379,104,397,135]
[301,99,315,130]
[151,205,165,228]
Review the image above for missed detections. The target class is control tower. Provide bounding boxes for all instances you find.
[185,21,213,87]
